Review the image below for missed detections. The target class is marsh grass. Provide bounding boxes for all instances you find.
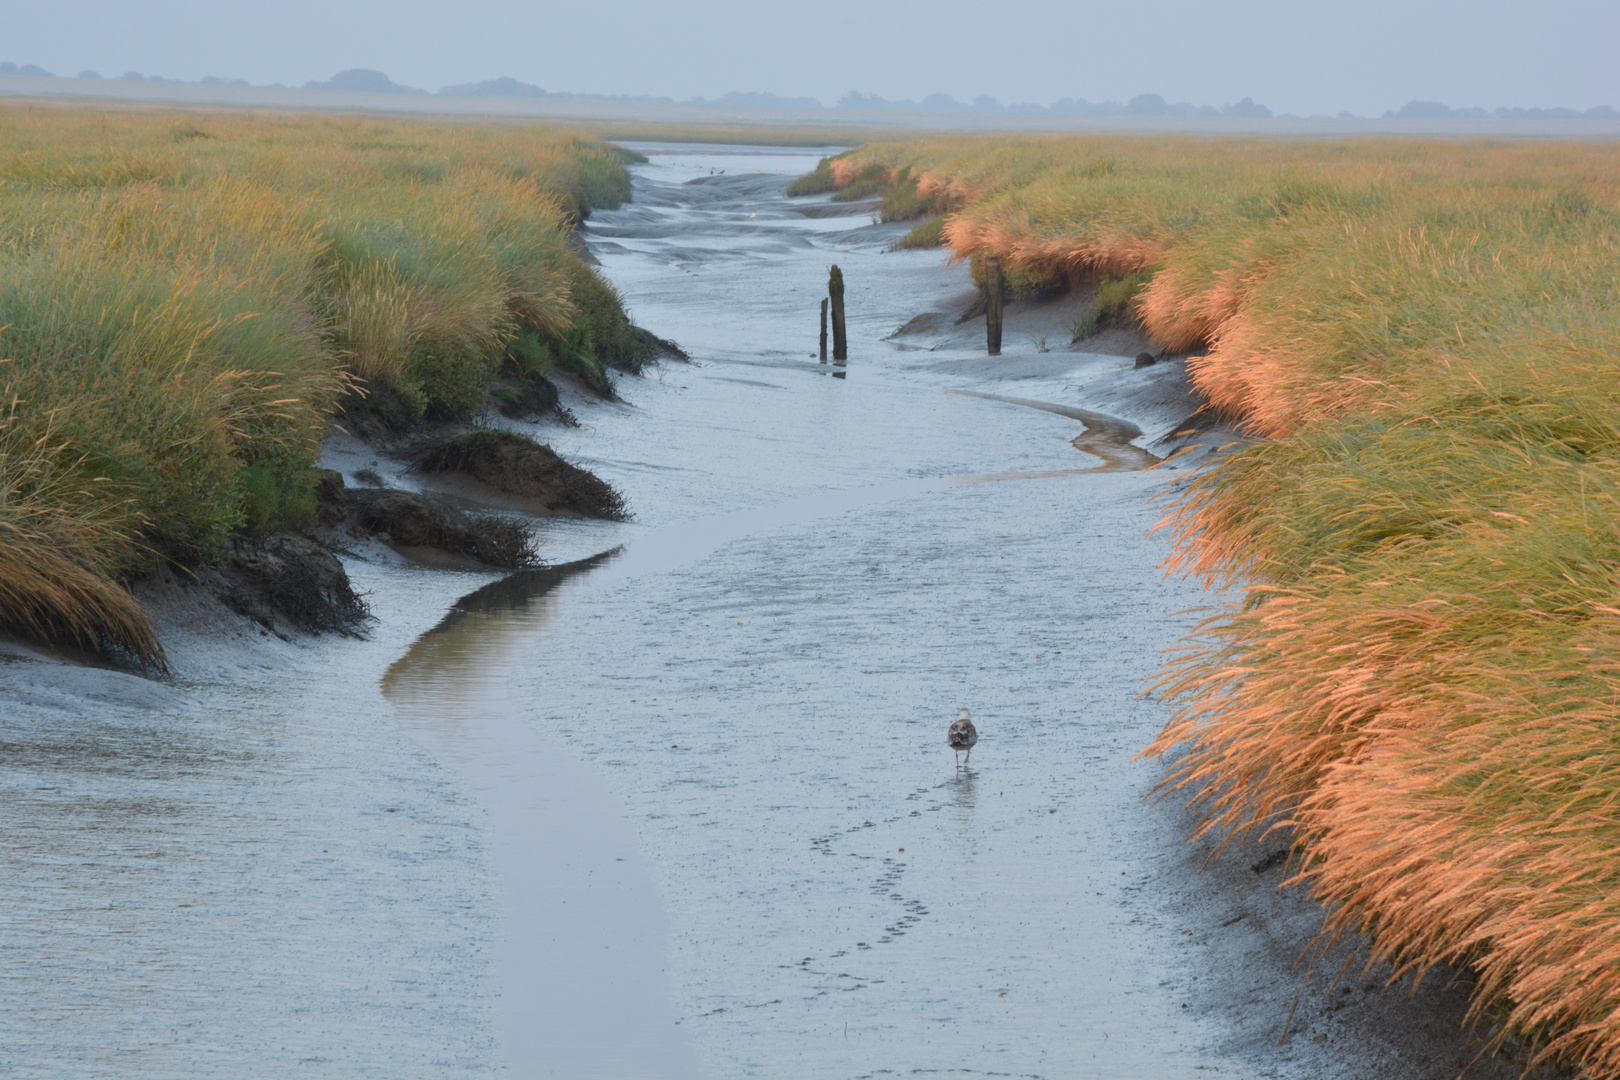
[830,161,892,203]
[891,215,948,250]
[0,102,638,659]
[784,156,837,197]
[816,132,1620,1074]
[877,167,930,220]
[0,405,165,667]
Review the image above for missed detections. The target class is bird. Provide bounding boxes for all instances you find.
[948,708,978,769]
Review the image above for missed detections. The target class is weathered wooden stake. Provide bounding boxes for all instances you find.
[828,264,848,362]
[819,297,829,363]
[985,254,1004,356]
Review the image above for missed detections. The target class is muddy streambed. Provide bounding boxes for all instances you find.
[0,144,1512,1079]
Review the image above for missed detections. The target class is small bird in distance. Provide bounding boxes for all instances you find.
[948,708,978,769]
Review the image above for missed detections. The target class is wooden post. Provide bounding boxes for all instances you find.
[819,298,829,363]
[985,254,1004,356]
[829,265,848,362]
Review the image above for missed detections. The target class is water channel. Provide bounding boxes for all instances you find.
[378,144,1508,1078]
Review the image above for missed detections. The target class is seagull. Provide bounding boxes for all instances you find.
[948,708,978,769]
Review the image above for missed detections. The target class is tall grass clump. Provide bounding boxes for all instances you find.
[815,132,1620,1073]
[0,404,163,666]
[892,215,948,251]
[0,102,641,659]
[784,156,838,197]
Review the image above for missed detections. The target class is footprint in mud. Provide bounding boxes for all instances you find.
[870,857,929,942]
[794,830,931,986]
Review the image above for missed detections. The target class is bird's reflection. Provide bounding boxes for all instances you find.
[951,766,978,813]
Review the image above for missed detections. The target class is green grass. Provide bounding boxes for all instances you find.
[830,162,891,202]
[784,156,838,196]
[0,102,643,659]
[878,167,930,220]
[891,215,948,250]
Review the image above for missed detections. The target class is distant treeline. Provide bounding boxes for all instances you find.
[4,64,1616,119]
[835,91,1274,116]
[1386,99,1619,120]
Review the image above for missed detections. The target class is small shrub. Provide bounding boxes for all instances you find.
[506,324,553,374]
[409,343,503,421]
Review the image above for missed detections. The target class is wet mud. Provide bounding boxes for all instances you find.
[944,388,1163,471]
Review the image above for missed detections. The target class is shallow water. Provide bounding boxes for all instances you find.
[376,143,1235,1078]
[0,563,506,1077]
[0,144,1513,1079]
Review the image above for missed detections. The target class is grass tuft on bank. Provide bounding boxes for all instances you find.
[803,133,1620,1074]
[0,104,644,660]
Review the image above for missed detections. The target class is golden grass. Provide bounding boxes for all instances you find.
[0,403,163,666]
[815,133,1620,1074]
[0,102,637,660]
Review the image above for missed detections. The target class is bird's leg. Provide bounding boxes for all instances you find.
[954,749,961,768]
[964,746,972,766]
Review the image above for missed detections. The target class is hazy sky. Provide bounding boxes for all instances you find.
[9,0,1618,115]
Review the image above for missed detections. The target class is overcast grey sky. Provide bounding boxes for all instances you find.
[8,0,1618,115]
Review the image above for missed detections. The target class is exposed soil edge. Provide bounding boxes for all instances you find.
[47,356,658,675]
